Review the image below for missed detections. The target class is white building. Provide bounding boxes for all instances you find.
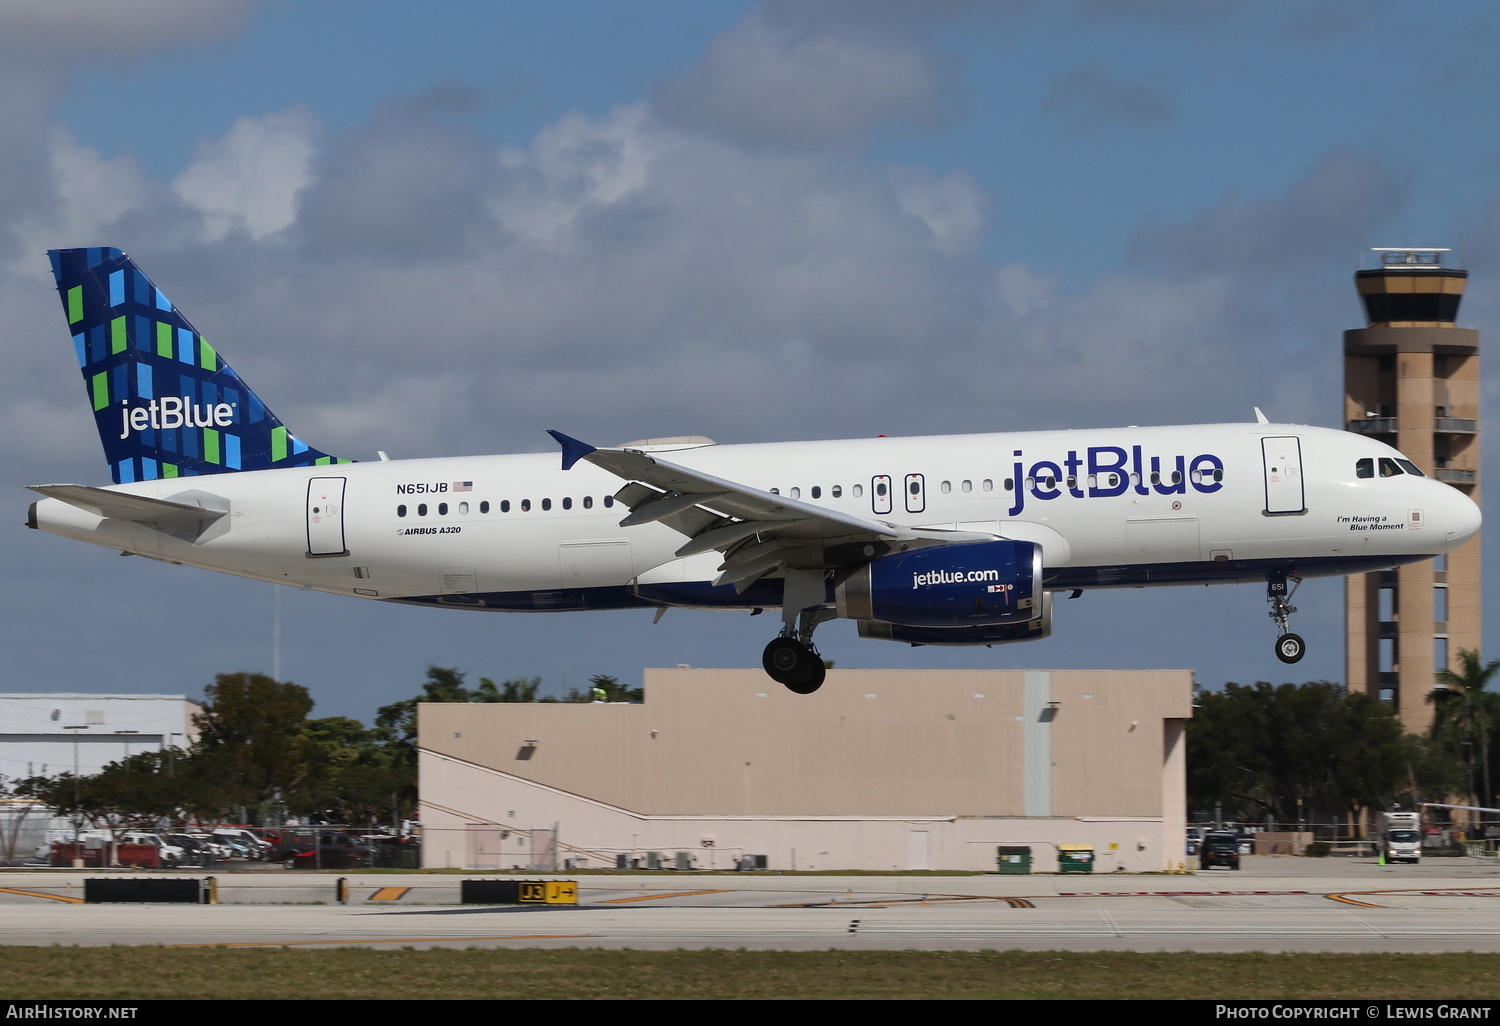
[0,694,200,781]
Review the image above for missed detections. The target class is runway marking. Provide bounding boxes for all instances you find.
[367,887,411,902]
[599,890,732,904]
[1062,888,1308,894]
[0,887,84,904]
[164,934,595,949]
[773,895,1034,909]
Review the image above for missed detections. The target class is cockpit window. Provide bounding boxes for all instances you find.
[1379,458,1402,478]
[1395,459,1424,477]
[1356,458,1373,479]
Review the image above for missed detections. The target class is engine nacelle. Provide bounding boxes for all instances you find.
[856,592,1053,646]
[835,539,1042,628]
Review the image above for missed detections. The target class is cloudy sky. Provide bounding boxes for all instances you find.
[2,0,1498,723]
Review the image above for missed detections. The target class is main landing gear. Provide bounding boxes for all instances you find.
[1267,573,1304,664]
[763,635,825,694]
[762,568,832,694]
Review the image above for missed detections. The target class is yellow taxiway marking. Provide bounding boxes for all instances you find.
[0,887,85,904]
[600,889,733,904]
[165,935,593,949]
[1327,887,1500,908]
[367,887,411,902]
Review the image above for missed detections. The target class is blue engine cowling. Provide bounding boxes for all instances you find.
[856,593,1053,646]
[835,539,1043,628]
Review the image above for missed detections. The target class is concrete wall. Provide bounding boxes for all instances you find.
[419,667,1193,872]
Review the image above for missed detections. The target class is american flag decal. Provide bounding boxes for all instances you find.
[452,481,472,492]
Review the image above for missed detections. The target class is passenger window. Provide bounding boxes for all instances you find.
[852,484,863,497]
[480,501,490,513]
[418,504,428,517]
[962,480,972,493]
[832,485,842,498]
[604,495,615,508]
[397,505,407,518]
[790,487,801,499]
[982,479,992,492]
[562,497,572,510]
[811,486,821,499]
[940,481,951,493]
[583,496,593,509]
[542,498,552,510]
[438,502,448,515]
[521,499,531,512]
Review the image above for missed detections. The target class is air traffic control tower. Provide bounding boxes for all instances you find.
[1345,248,1481,730]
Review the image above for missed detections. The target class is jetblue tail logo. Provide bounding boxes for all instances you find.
[48,247,348,483]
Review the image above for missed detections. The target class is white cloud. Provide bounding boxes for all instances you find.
[172,107,319,242]
[654,4,956,149]
[8,129,148,269]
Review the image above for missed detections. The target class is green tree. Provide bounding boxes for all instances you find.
[1429,649,1500,810]
[558,674,643,703]
[474,677,543,703]
[1188,681,1406,825]
[193,672,321,823]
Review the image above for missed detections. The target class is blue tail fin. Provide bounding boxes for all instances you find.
[48,247,348,484]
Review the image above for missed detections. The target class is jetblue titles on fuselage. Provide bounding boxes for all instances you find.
[1005,443,1224,515]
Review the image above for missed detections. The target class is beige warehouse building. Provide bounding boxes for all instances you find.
[419,667,1194,873]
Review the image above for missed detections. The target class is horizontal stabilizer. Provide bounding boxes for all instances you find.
[29,483,227,539]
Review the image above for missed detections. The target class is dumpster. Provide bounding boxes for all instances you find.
[1058,845,1094,873]
[995,846,1031,874]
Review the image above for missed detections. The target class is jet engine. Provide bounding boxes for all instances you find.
[835,539,1046,642]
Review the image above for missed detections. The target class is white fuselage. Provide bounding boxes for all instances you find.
[30,422,1481,614]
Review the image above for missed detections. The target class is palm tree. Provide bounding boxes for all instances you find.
[1430,650,1500,819]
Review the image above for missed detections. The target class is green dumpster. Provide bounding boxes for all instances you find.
[995,846,1031,874]
[1058,845,1094,873]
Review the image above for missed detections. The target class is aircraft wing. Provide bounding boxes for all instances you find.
[549,431,996,589]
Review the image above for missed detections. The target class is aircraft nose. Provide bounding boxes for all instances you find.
[1443,488,1482,551]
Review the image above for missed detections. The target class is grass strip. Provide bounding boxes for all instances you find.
[0,948,1497,1000]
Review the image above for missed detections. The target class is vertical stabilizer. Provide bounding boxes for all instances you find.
[48,247,348,483]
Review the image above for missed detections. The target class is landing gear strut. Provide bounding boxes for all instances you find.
[1267,573,1304,664]
[762,569,831,694]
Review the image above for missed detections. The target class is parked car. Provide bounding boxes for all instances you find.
[167,834,217,866]
[212,828,270,860]
[119,832,188,868]
[281,834,377,870]
[1200,831,1242,870]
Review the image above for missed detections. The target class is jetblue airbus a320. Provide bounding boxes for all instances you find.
[28,248,1481,692]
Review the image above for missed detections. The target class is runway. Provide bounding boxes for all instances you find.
[2,858,1498,953]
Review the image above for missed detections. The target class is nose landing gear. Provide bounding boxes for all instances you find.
[1267,573,1304,664]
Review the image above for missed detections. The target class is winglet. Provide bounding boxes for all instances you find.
[548,430,597,471]
[1253,407,1269,424]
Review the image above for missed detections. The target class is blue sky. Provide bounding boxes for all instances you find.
[2,0,1498,724]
